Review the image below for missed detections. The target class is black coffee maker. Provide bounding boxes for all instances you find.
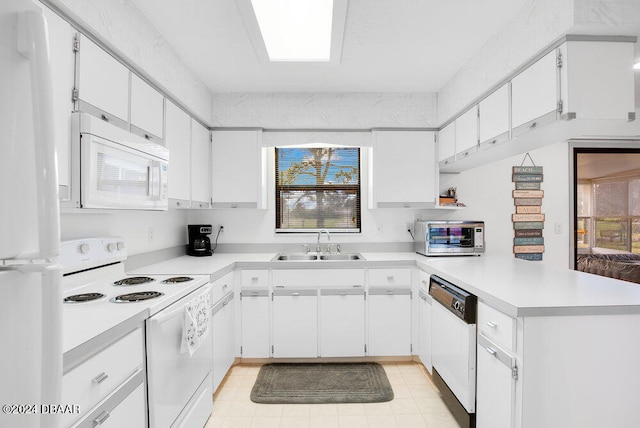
[187,225,213,256]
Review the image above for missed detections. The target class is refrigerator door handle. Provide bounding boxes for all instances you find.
[17,9,60,260]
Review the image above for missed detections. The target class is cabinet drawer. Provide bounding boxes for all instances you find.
[478,302,516,351]
[62,328,143,426]
[273,269,364,287]
[211,272,233,304]
[368,268,412,287]
[241,270,268,288]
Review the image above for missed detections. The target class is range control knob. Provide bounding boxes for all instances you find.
[117,242,125,250]
[107,243,117,252]
[79,243,90,254]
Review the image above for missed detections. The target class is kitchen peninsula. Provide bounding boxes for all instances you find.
[130,251,640,428]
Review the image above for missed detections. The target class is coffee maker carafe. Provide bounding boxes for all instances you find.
[187,225,213,256]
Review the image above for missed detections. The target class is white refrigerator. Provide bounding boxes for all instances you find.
[0,1,62,428]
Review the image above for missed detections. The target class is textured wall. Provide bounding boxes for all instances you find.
[45,0,213,123]
[211,93,438,129]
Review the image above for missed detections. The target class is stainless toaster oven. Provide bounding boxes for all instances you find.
[414,220,485,256]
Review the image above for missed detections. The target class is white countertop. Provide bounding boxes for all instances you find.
[130,252,640,317]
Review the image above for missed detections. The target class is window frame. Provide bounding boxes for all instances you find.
[274,146,362,234]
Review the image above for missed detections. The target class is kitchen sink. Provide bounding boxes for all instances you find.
[319,253,363,261]
[272,253,364,261]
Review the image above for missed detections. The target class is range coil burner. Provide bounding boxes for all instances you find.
[162,276,194,284]
[111,291,164,303]
[113,276,155,286]
[63,293,106,303]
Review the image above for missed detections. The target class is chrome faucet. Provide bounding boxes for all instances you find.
[316,229,330,253]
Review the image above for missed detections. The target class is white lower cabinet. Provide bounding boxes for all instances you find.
[476,334,516,428]
[417,290,432,373]
[90,382,146,428]
[272,289,318,358]
[367,288,412,356]
[212,293,235,392]
[240,289,270,358]
[319,289,365,357]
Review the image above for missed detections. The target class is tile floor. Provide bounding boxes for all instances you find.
[205,362,460,428]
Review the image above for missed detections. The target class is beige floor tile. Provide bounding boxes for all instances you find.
[390,398,421,415]
[216,386,241,401]
[338,415,368,428]
[394,413,429,428]
[250,416,281,428]
[310,415,340,428]
[423,413,461,428]
[280,416,310,428]
[211,400,232,417]
[254,404,285,417]
[226,401,258,417]
[220,416,253,428]
[390,384,413,399]
[402,373,429,385]
[396,363,424,375]
[385,373,407,386]
[414,397,452,415]
[309,403,338,416]
[205,416,225,428]
[366,413,398,428]
[407,383,440,399]
[240,376,258,387]
[282,403,311,417]
[234,386,254,401]
[363,402,393,416]
[223,375,245,387]
[336,402,366,416]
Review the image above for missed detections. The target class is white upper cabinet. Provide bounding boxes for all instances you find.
[369,130,437,208]
[42,7,75,200]
[190,120,211,208]
[455,106,479,158]
[438,122,455,166]
[511,49,559,135]
[164,101,191,207]
[211,130,266,209]
[478,83,510,147]
[130,74,164,142]
[76,36,130,127]
[560,41,635,120]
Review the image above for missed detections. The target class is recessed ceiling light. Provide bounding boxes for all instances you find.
[250,0,334,62]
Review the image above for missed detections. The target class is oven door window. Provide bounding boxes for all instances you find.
[429,227,474,248]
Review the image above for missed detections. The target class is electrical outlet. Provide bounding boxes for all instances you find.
[147,226,154,242]
[375,224,384,235]
[217,224,225,235]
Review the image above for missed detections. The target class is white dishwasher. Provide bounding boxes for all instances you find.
[429,274,477,428]
[146,284,213,428]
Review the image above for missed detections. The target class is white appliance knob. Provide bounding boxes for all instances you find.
[117,242,125,250]
[80,244,90,254]
[107,243,117,252]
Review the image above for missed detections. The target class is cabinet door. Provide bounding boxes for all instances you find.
[272,290,317,358]
[165,101,191,206]
[455,106,478,157]
[130,74,164,141]
[211,130,265,209]
[418,292,432,373]
[42,7,75,200]
[367,290,411,356]
[319,291,365,357]
[241,291,269,358]
[190,120,211,208]
[479,83,510,146]
[370,130,436,208]
[99,383,146,428]
[511,50,558,133]
[77,36,129,125]
[476,335,516,428]
[438,122,455,165]
[212,296,234,392]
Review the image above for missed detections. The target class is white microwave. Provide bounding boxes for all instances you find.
[75,113,169,210]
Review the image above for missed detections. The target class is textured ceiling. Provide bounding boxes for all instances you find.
[130,0,529,93]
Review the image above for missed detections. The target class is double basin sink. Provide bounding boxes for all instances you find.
[272,253,364,261]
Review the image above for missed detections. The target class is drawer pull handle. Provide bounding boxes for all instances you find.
[222,301,228,307]
[223,284,228,289]
[251,292,259,296]
[529,121,537,129]
[251,277,259,281]
[93,410,110,425]
[92,372,109,384]
[486,347,497,357]
[386,290,394,295]
[292,292,300,296]
[100,114,109,122]
[339,291,347,296]
[486,321,497,329]
[387,276,394,281]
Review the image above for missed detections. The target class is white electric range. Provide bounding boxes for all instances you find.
[61,238,213,428]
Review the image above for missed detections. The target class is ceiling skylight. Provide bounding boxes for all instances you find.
[250,0,334,62]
